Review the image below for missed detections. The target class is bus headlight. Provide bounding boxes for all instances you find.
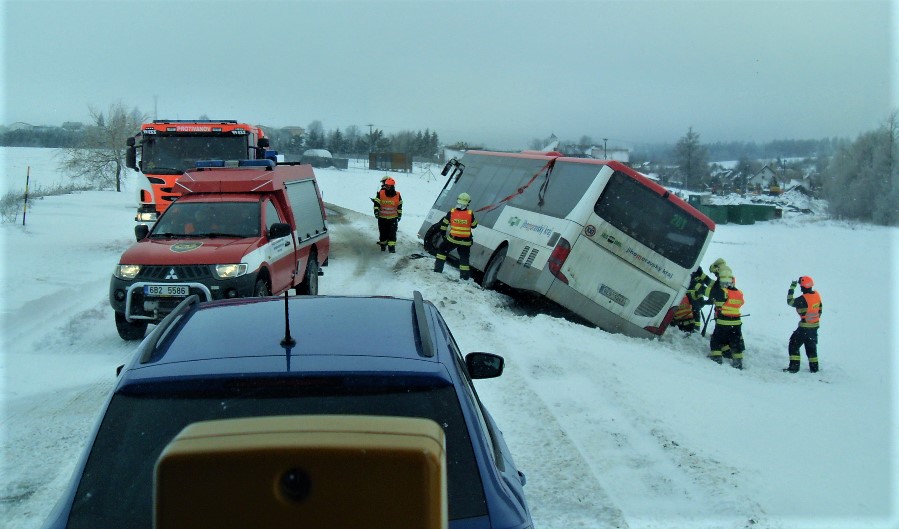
[135,211,157,222]
[114,264,141,280]
[214,263,248,279]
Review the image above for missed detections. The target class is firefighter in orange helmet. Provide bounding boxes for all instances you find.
[784,275,823,373]
[707,275,745,369]
[433,192,478,280]
[372,176,402,253]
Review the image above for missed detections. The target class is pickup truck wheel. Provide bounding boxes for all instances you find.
[115,312,147,341]
[480,248,506,290]
[254,278,271,297]
[298,257,320,295]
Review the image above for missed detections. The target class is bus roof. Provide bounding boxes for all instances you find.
[461,150,715,232]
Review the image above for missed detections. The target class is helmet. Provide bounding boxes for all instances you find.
[719,276,734,288]
[710,258,727,274]
[457,192,471,205]
[384,177,396,186]
[799,276,814,289]
[380,175,389,183]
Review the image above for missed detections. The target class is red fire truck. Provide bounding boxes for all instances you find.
[125,120,271,223]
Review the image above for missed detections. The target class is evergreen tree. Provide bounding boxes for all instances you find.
[674,127,709,190]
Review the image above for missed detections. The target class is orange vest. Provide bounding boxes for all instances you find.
[673,295,693,321]
[377,190,401,219]
[448,209,474,239]
[716,288,743,323]
[799,291,822,326]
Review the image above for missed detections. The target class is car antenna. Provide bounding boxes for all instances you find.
[281,289,295,347]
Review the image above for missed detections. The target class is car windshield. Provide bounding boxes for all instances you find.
[152,202,260,238]
[66,380,487,528]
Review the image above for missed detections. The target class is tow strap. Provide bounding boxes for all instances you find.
[474,160,554,214]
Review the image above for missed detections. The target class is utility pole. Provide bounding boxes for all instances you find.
[603,138,608,159]
[367,123,375,154]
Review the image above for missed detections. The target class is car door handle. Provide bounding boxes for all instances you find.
[281,241,291,248]
[518,470,527,486]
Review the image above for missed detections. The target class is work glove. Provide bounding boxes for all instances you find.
[790,280,798,288]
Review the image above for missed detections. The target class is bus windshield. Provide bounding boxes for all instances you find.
[141,135,251,172]
[595,171,709,268]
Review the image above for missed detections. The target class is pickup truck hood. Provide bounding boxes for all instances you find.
[119,237,258,265]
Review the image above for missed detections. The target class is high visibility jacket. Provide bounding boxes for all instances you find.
[789,289,822,328]
[673,295,693,321]
[373,189,402,219]
[441,208,477,245]
[712,286,743,326]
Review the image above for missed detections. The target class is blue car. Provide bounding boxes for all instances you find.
[42,292,534,529]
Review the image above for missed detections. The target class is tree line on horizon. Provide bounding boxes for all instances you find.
[2,103,896,226]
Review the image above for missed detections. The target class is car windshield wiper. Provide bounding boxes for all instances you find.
[206,232,247,238]
[150,232,203,238]
[144,167,184,175]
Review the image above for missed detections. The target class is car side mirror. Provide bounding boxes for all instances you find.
[268,222,292,240]
[135,224,150,241]
[465,352,504,379]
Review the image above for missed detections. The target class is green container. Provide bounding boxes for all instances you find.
[726,204,756,225]
[746,204,776,221]
[698,204,728,224]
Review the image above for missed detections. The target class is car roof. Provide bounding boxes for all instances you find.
[125,295,452,382]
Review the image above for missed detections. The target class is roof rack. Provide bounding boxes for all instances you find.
[138,295,201,364]
[413,291,435,358]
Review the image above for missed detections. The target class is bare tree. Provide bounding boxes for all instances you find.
[60,102,146,192]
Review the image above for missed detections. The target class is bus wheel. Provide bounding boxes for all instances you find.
[423,224,443,255]
[481,248,506,290]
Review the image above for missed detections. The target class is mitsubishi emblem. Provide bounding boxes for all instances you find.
[165,268,179,280]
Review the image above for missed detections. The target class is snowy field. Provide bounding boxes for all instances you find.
[1,146,897,529]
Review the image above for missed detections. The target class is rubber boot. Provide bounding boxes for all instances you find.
[708,354,723,364]
[388,246,396,253]
[783,360,800,373]
[731,358,743,370]
[460,270,470,281]
[434,260,444,273]
[809,359,819,373]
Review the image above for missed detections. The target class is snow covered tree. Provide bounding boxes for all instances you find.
[823,111,898,225]
[60,102,146,192]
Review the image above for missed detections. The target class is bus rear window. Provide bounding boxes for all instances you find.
[594,172,709,268]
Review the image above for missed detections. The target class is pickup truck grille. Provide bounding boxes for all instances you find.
[137,265,213,281]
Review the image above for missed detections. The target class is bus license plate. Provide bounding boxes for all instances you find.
[599,284,628,307]
[144,284,189,297]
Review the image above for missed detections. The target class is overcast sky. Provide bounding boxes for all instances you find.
[2,0,896,149]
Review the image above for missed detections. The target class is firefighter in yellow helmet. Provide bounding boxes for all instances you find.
[673,266,712,333]
[707,274,745,369]
[433,192,478,280]
[784,275,823,373]
[372,177,402,253]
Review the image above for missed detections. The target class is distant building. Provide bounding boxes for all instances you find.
[587,146,629,163]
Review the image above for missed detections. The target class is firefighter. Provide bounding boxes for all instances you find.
[707,275,745,369]
[784,275,822,373]
[686,266,712,332]
[372,177,402,253]
[433,192,478,280]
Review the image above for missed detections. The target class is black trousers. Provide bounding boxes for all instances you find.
[377,217,398,247]
[434,239,472,279]
[789,327,818,359]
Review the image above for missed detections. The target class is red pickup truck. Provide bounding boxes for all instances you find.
[109,159,330,340]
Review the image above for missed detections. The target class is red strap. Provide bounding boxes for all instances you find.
[474,161,553,213]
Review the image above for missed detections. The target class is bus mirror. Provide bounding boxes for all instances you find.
[268,222,292,240]
[126,146,137,170]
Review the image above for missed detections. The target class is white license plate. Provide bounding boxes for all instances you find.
[144,284,189,297]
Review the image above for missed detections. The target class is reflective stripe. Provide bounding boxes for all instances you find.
[800,291,822,325]
[448,209,473,238]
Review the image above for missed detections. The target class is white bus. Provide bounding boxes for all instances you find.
[418,150,716,339]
